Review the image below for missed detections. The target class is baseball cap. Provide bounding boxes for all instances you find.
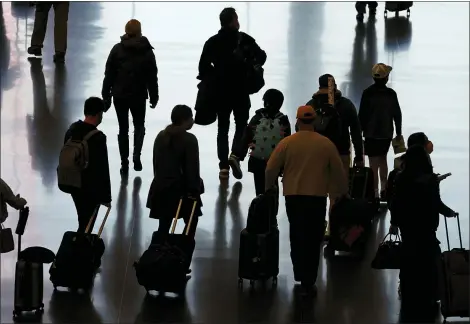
[372,63,392,79]
[318,74,335,88]
[125,19,142,37]
[407,132,430,148]
[296,105,316,120]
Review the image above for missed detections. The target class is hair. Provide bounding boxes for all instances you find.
[373,77,388,85]
[407,132,428,148]
[161,105,193,147]
[263,89,284,110]
[402,145,433,176]
[219,7,237,27]
[84,97,105,116]
[125,19,142,37]
[318,74,335,88]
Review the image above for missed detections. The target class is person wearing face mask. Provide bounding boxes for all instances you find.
[198,7,267,181]
[62,97,111,233]
[146,105,203,247]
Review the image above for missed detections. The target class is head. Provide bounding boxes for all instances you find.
[372,63,392,85]
[318,74,336,91]
[83,97,105,126]
[403,145,433,175]
[295,105,316,131]
[125,19,142,38]
[263,89,284,112]
[407,132,433,154]
[171,104,194,130]
[219,7,239,31]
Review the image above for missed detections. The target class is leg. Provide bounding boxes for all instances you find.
[52,2,69,63]
[72,193,99,233]
[378,155,389,200]
[216,108,232,179]
[368,1,378,14]
[228,102,250,180]
[253,171,265,196]
[355,1,366,20]
[285,196,303,282]
[28,2,52,56]
[114,99,130,174]
[129,99,147,171]
[156,216,173,241]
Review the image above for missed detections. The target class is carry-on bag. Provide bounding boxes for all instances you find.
[439,214,469,320]
[246,191,278,234]
[49,205,111,290]
[349,164,376,213]
[238,192,279,289]
[134,198,197,295]
[371,233,402,269]
[1,222,14,253]
[392,135,406,155]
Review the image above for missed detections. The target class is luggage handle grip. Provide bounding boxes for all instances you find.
[97,206,112,238]
[85,205,112,237]
[170,198,198,235]
[443,213,463,252]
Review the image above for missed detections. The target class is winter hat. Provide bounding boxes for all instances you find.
[125,19,142,37]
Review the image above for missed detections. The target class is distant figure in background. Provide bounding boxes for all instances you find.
[101,19,159,175]
[355,2,377,21]
[27,2,70,63]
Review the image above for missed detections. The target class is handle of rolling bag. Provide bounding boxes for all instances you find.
[84,205,112,237]
[15,207,30,259]
[170,198,198,235]
[443,213,463,252]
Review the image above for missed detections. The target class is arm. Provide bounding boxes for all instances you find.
[327,142,348,199]
[146,50,159,106]
[97,135,112,204]
[433,178,454,217]
[184,135,201,196]
[198,39,215,80]
[357,91,370,135]
[101,46,117,100]
[392,91,402,136]
[281,115,292,137]
[0,178,27,210]
[239,115,260,159]
[265,139,287,191]
[345,99,364,159]
[251,40,267,66]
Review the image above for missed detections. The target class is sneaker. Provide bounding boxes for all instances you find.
[53,52,65,64]
[133,157,143,172]
[380,189,387,202]
[228,154,243,179]
[27,46,42,57]
[219,169,229,180]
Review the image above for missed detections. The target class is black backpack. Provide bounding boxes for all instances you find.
[312,101,342,145]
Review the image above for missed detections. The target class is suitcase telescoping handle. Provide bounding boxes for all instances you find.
[170,198,198,235]
[15,207,30,259]
[443,213,463,252]
[85,205,112,237]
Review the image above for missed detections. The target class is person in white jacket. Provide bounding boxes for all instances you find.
[0,178,27,223]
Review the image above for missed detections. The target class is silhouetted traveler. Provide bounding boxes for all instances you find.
[147,105,203,243]
[0,178,27,223]
[306,74,364,176]
[391,145,456,322]
[198,7,267,180]
[265,105,347,296]
[358,63,402,203]
[101,19,159,175]
[62,97,112,233]
[356,2,377,21]
[27,1,69,63]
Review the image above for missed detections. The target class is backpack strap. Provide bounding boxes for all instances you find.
[83,129,100,142]
[81,129,101,168]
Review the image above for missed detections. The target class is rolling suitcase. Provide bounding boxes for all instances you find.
[134,198,197,296]
[439,214,469,320]
[349,165,375,203]
[384,2,413,17]
[238,193,279,289]
[49,205,111,290]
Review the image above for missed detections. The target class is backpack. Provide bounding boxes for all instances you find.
[57,130,100,193]
[250,112,284,160]
[312,102,342,145]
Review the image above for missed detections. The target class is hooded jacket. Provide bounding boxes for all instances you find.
[306,89,363,157]
[102,35,159,104]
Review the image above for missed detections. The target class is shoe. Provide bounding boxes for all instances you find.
[186,268,192,274]
[118,134,129,175]
[219,169,229,180]
[27,46,42,57]
[300,282,317,298]
[133,157,142,172]
[356,13,364,21]
[120,162,129,175]
[228,154,243,179]
[380,189,387,202]
[133,127,145,172]
[53,52,65,64]
[369,8,376,15]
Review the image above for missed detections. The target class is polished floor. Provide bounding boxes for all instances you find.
[1,2,469,323]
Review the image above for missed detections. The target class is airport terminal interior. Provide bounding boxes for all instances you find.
[0,1,469,323]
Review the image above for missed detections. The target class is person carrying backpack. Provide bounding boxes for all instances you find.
[230,88,291,195]
[58,97,111,233]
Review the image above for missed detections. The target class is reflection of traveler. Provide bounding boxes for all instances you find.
[390,145,457,322]
[265,106,347,296]
[27,2,69,63]
[198,7,267,180]
[358,63,402,203]
[147,105,203,242]
[101,19,159,175]
[356,2,377,21]
[0,178,27,223]
[63,98,112,233]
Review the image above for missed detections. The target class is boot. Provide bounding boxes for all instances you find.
[118,134,129,175]
[133,127,145,171]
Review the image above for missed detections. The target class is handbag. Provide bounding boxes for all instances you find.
[371,233,402,269]
[392,135,407,155]
[194,79,217,126]
[236,34,265,95]
[1,223,14,253]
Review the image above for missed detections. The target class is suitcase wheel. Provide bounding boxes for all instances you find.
[406,9,410,17]
[272,277,278,286]
[249,280,255,289]
[238,278,243,288]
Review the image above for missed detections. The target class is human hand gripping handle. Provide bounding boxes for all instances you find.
[150,95,159,109]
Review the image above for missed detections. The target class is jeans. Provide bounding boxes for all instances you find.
[31,2,69,53]
[285,195,327,284]
[114,98,146,161]
[216,99,250,170]
[72,192,99,233]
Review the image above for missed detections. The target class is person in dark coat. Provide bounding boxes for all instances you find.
[146,105,203,249]
[390,145,457,323]
[358,63,402,203]
[101,19,159,175]
[63,97,112,233]
[198,7,267,180]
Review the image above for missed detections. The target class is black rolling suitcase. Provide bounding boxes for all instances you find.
[238,192,279,289]
[49,205,111,290]
[349,165,377,213]
[134,198,197,295]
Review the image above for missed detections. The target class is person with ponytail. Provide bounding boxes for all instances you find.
[146,105,203,246]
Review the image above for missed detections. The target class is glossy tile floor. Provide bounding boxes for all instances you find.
[1,2,469,323]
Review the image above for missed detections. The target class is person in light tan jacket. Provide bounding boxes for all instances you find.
[265,105,347,297]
